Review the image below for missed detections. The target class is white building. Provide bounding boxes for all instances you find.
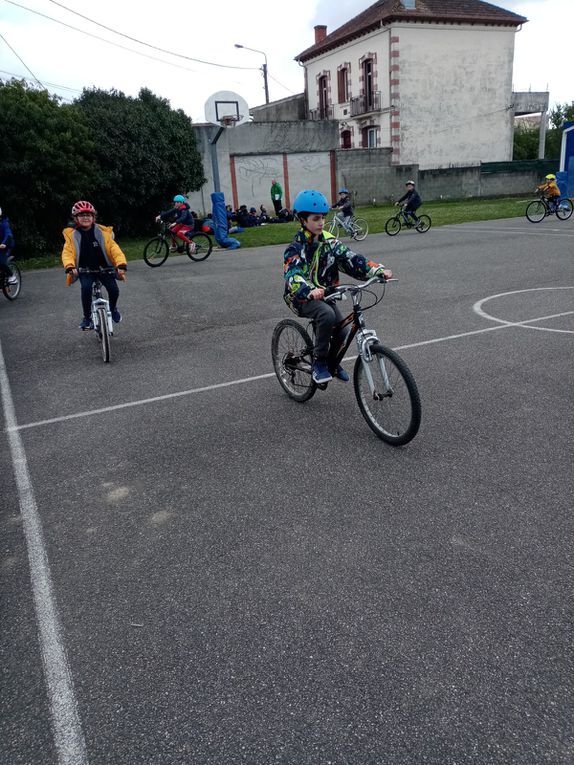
[295,0,527,169]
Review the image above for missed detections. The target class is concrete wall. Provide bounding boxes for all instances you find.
[250,94,306,122]
[187,121,548,215]
[398,23,516,169]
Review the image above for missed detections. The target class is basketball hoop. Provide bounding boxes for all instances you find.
[220,114,239,128]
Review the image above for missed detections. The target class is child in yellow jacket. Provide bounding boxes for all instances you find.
[536,174,561,210]
[62,200,127,330]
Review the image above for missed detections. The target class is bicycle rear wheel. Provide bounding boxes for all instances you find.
[555,198,573,221]
[525,200,546,223]
[2,262,21,300]
[385,217,401,236]
[143,237,169,267]
[415,215,431,233]
[271,319,317,402]
[351,218,369,241]
[97,306,111,363]
[353,344,421,445]
[187,233,213,262]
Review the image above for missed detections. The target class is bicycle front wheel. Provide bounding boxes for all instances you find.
[187,233,213,262]
[2,263,21,300]
[351,218,369,241]
[555,198,573,221]
[271,319,317,402]
[353,344,421,445]
[327,220,340,239]
[143,237,169,267]
[415,215,431,233]
[97,307,111,363]
[385,216,401,236]
[525,200,546,223]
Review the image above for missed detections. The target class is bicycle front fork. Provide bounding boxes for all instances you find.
[356,331,392,397]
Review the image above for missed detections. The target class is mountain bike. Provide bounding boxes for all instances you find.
[78,268,117,363]
[327,214,369,241]
[1,257,21,301]
[143,221,213,267]
[271,277,421,445]
[385,207,431,236]
[525,194,573,223]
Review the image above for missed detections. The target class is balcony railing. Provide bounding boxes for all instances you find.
[350,91,381,117]
[309,104,334,121]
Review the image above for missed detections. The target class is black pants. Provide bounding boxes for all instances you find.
[297,299,344,362]
[79,273,119,318]
[272,198,282,216]
[0,248,13,277]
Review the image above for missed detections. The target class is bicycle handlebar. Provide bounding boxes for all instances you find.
[325,276,396,301]
[77,267,118,274]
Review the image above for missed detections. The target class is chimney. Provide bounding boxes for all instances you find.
[314,25,327,44]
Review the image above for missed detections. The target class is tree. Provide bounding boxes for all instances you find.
[0,79,100,256]
[513,123,539,160]
[72,88,205,235]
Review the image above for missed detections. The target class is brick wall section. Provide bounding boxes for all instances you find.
[389,36,400,164]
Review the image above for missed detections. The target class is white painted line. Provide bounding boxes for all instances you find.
[9,292,574,432]
[473,287,574,334]
[12,372,276,431]
[0,339,89,765]
[440,225,574,238]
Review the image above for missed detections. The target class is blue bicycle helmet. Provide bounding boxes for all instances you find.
[173,194,186,203]
[338,188,349,194]
[292,189,330,216]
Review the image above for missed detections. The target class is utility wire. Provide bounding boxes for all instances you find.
[41,0,258,71]
[0,30,44,87]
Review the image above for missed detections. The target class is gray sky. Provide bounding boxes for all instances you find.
[0,0,571,122]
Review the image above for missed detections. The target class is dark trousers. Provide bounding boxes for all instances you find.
[0,248,12,276]
[272,198,282,216]
[79,273,119,318]
[297,299,344,362]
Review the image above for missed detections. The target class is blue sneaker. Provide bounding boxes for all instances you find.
[332,364,350,383]
[111,309,122,323]
[79,316,93,331]
[312,361,332,384]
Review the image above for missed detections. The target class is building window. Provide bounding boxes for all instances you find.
[361,126,377,148]
[363,59,374,111]
[319,75,329,119]
[337,68,349,104]
[341,130,351,149]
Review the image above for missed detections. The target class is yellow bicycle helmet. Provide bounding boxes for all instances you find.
[545,174,556,180]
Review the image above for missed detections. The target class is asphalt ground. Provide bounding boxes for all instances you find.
[1,217,573,765]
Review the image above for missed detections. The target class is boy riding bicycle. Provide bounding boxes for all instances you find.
[284,189,392,384]
[536,173,561,211]
[331,188,354,234]
[155,194,196,252]
[62,200,127,331]
[396,180,422,224]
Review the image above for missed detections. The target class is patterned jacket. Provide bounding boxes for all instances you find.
[283,229,386,313]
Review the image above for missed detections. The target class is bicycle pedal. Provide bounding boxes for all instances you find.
[316,382,329,391]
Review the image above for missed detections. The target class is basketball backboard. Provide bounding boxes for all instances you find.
[204,91,250,127]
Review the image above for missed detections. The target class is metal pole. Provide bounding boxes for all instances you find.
[210,125,225,194]
[262,63,269,105]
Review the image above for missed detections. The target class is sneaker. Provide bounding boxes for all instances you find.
[312,361,332,384]
[7,274,18,285]
[79,317,93,331]
[111,309,122,324]
[332,364,350,383]
[169,246,178,253]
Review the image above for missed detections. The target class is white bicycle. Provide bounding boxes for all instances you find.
[327,214,369,242]
[78,268,116,363]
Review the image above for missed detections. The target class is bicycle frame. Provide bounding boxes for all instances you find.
[78,268,114,335]
[315,277,394,394]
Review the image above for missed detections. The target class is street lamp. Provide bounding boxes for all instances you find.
[235,43,269,105]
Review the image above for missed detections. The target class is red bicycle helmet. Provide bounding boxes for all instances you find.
[71,200,96,216]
